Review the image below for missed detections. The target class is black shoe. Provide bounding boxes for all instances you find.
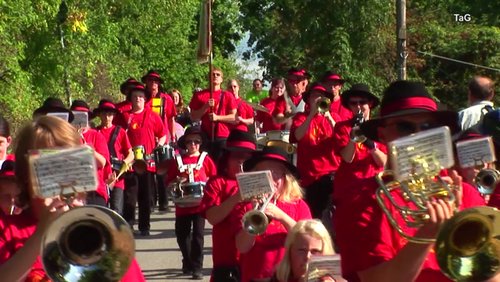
[192,271,203,280]
[182,268,191,275]
[140,230,150,236]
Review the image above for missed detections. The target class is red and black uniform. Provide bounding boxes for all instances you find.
[82,129,110,206]
[233,97,254,131]
[290,110,341,218]
[256,97,284,133]
[330,98,353,122]
[165,152,217,274]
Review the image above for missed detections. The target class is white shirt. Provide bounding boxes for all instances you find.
[458,100,494,131]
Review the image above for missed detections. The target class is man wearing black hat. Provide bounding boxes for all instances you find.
[334,81,486,282]
[116,78,142,114]
[272,68,310,127]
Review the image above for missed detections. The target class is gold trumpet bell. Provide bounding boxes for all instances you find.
[42,205,135,282]
[242,209,269,236]
[436,206,500,282]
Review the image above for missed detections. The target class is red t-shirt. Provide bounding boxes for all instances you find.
[146,92,177,141]
[116,108,166,173]
[0,210,145,282]
[96,125,132,190]
[233,98,254,131]
[290,111,342,187]
[329,98,353,121]
[256,97,284,133]
[83,129,110,201]
[201,177,241,269]
[334,176,485,282]
[189,89,237,139]
[272,95,305,117]
[232,199,312,282]
[115,100,132,113]
[165,153,217,216]
[332,120,386,201]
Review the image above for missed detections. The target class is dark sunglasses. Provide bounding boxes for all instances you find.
[185,139,202,145]
[349,100,369,106]
[386,121,438,135]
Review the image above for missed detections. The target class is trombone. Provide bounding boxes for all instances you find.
[242,191,276,235]
[475,168,500,195]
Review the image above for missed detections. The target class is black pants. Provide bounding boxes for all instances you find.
[156,174,169,210]
[123,172,153,231]
[86,191,107,207]
[175,213,205,272]
[110,188,124,215]
[305,173,335,219]
[208,137,226,163]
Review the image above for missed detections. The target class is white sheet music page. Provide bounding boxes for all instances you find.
[236,170,274,200]
[28,145,98,198]
[307,254,342,282]
[71,111,89,129]
[456,136,496,168]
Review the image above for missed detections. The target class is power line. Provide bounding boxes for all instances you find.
[417,51,500,72]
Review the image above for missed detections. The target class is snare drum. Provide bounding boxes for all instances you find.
[266,130,290,143]
[153,145,174,165]
[172,182,205,207]
[110,157,124,172]
[133,145,145,160]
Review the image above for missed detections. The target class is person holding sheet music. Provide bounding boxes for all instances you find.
[163,126,217,279]
[201,129,257,282]
[0,115,145,281]
[115,83,167,236]
[272,219,336,282]
[70,100,110,207]
[334,81,488,282]
[234,146,312,282]
[32,97,75,122]
[94,99,134,215]
[0,115,14,168]
[272,68,310,127]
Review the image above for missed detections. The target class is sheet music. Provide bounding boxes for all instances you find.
[307,254,342,282]
[389,126,454,181]
[456,136,496,168]
[71,111,89,129]
[46,112,69,122]
[236,170,274,200]
[29,146,98,198]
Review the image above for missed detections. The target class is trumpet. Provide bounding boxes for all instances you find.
[316,97,331,114]
[350,110,367,143]
[242,191,276,235]
[475,168,500,195]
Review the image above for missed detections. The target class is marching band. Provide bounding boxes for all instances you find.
[0,68,497,282]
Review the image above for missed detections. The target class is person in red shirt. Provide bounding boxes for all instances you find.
[0,116,145,282]
[0,115,14,168]
[115,77,142,114]
[70,100,110,206]
[189,67,237,161]
[94,99,134,215]
[164,126,217,280]
[332,84,386,203]
[115,84,167,236]
[201,129,257,282]
[227,79,255,132]
[273,68,311,128]
[256,78,286,134]
[321,71,352,121]
[235,146,312,282]
[290,83,341,219]
[335,81,488,282]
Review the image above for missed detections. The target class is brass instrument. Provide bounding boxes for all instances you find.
[436,206,500,281]
[242,191,276,235]
[316,97,331,114]
[350,110,367,143]
[41,205,135,282]
[475,168,500,195]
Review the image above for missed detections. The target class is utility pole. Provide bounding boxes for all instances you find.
[57,0,71,106]
[396,0,407,80]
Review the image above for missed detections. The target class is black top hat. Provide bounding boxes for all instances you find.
[177,126,207,150]
[360,81,459,142]
[302,83,334,103]
[33,97,75,122]
[120,78,142,95]
[93,99,119,115]
[225,129,257,153]
[141,70,164,84]
[243,146,299,179]
[341,83,380,109]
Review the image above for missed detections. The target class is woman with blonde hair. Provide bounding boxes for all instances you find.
[234,146,312,282]
[274,219,335,282]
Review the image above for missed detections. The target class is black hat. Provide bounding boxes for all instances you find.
[93,99,119,115]
[302,83,334,103]
[120,78,142,95]
[70,99,94,119]
[321,71,346,84]
[33,97,74,122]
[126,84,148,102]
[360,81,459,142]
[141,70,164,84]
[225,129,257,153]
[243,146,299,179]
[341,83,380,109]
[177,126,207,150]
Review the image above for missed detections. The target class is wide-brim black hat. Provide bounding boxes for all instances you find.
[141,70,164,84]
[243,146,299,179]
[120,78,142,95]
[321,71,346,84]
[302,83,334,103]
[341,83,380,109]
[126,84,149,102]
[287,67,311,80]
[70,99,95,120]
[33,97,75,122]
[225,129,257,153]
[177,126,207,150]
[93,99,119,115]
[360,81,459,142]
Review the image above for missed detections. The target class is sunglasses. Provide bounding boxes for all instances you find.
[185,139,202,145]
[349,100,369,106]
[386,121,438,135]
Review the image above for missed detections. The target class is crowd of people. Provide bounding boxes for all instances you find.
[0,66,497,282]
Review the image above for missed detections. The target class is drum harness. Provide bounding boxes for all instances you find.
[175,151,208,192]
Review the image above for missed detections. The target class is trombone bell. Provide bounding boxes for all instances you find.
[475,168,500,195]
[42,205,135,282]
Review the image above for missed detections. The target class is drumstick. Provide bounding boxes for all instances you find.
[108,162,131,188]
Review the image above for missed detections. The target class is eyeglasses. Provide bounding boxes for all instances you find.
[349,100,369,106]
[185,139,201,145]
[386,121,438,135]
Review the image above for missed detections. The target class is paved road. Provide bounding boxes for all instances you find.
[134,206,213,282]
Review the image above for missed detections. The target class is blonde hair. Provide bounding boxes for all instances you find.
[279,173,304,202]
[275,219,335,281]
[15,116,81,205]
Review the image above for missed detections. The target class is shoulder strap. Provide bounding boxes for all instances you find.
[195,152,208,170]
[108,126,121,158]
[176,153,186,172]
